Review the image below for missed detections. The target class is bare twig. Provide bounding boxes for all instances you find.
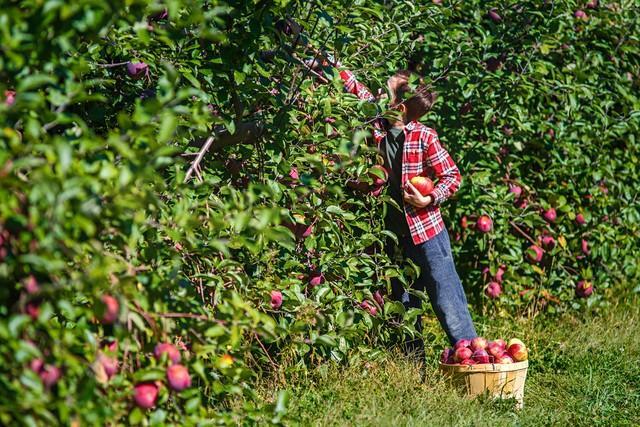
[184,136,214,183]
[42,102,70,132]
[131,301,160,335]
[290,53,330,83]
[509,220,538,246]
[253,331,278,371]
[95,61,130,68]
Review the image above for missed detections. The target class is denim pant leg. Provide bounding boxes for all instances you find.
[402,230,477,346]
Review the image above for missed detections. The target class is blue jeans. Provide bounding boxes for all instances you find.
[389,229,477,346]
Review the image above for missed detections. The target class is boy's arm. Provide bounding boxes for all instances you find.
[337,69,385,143]
[425,130,461,205]
[339,69,376,102]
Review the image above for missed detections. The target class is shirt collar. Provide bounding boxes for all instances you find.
[404,121,418,131]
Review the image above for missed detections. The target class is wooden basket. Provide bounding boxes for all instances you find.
[439,361,529,409]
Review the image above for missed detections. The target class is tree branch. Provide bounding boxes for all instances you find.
[184,120,265,182]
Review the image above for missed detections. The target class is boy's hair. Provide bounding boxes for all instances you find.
[388,69,438,119]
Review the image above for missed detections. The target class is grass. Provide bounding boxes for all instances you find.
[265,295,640,426]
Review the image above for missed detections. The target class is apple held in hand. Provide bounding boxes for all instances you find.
[409,176,434,196]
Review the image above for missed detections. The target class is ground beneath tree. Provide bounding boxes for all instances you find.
[264,295,640,426]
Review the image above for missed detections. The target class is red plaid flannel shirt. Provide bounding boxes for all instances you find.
[339,69,462,245]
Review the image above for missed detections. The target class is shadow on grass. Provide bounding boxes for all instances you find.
[260,295,640,426]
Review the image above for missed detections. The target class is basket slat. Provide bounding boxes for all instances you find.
[440,361,528,409]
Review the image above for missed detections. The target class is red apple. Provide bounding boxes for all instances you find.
[409,176,434,196]
[373,290,384,307]
[508,184,522,199]
[24,275,39,294]
[454,338,471,350]
[485,281,502,299]
[541,235,556,249]
[495,265,506,283]
[154,342,181,365]
[103,339,118,353]
[25,302,40,320]
[476,215,493,233]
[360,301,377,316]
[39,364,61,388]
[581,239,590,255]
[453,347,473,363]
[507,343,528,361]
[30,358,44,373]
[270,290,283,309]
[496,353,514,364]
[127,61,149,79]
[574,9,588,20]
[99,295,119,324]
[98,353,118,379]
[460,216,468,229]
[308,271,324,287]
[440,348,454,364]
[516,198,528,209]
[575,280,593,298]
[167,364,191,391]
[470,337,488,352]
[507,338,524,347]
[369,185,384,197]
[494,339,507,350]
[472,349,490,364]
[460,358,476,365]
[543,208,557,222]
[369,165,388,187]
[526,245,544,263]
[487,9,502,22]
[286,214,313,239]
[586,0,598,9]
[575,213,586,225]
[4,90,16,106]
[134,382,159,409]
[486,341,504,358]
[289,167,299,181]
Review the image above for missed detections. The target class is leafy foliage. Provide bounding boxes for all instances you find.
[0,0,638,424]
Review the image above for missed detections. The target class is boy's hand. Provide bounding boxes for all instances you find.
[403,181,434,209]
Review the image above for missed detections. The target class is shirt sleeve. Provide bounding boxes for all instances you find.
[425,130,461,205]
[338,69,385,144]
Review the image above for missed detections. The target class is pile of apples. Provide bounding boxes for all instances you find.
[440,337,528,365]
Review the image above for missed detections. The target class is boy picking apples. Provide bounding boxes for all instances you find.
[316,55,477,358]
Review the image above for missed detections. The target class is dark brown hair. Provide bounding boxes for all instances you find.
[388,69,438,120]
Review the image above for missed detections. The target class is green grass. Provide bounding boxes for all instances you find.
[268,296,640,426]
